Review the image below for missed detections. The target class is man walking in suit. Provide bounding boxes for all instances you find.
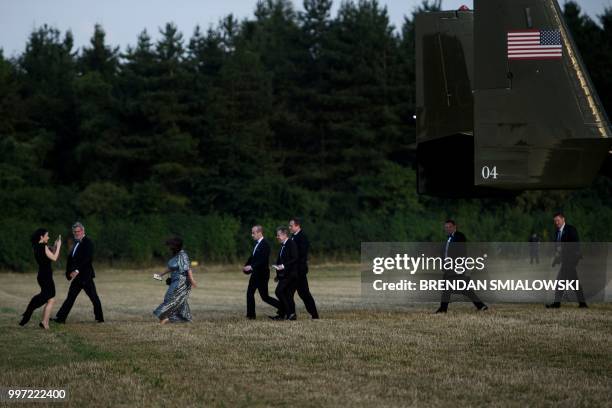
[289,217,319,319]
[271,227,299,320]
[243,225,281,319]
[53,222,104,323]
[435,219,488,313]
[546,212,588,308]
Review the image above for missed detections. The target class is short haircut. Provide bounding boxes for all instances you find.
[553,212,565,219]
[444,219,456,226]
[72,222,85,232]
[252,225,263,233]
[165,236,184,255]
[289,217,302,226]
[276,226,289,236]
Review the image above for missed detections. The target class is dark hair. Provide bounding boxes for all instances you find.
[276,226,290,236]
[290,217,302,226]
[553,212,565,219]
[165,236,183,255]
[31,228,48,248]
[444,219,456,226]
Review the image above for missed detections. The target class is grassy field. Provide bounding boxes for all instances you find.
[1,265,611,407]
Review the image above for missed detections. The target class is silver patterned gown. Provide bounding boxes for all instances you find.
[153,250,193,322]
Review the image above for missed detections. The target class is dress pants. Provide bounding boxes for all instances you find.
[246,272,281,318]
[553,263,585,303]
[440,272,484,307]
[275,276,297,317]
[56,277,104,322]
[292,273,319,318]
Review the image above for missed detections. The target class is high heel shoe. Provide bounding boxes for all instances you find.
[39,322,49,330]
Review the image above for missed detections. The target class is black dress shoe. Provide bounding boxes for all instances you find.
[268,315,285,321]
[246,316,256,320]
[312,315,320,320]
[545,302,560,309]
[96,319,105,323]
[477,305,489,311]
[434,307,447,314]
[579,302,588,308]
[286,314,297,321]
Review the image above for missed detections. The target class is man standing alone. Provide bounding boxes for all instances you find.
[289,217,319,319]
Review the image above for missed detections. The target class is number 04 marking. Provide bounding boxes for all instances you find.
[481,166,498,180]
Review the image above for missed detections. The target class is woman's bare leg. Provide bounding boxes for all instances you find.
[160,318,170,325]
[41,298,55,329]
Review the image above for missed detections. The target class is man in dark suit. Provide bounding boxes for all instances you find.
[53,222,104,323]
[243,225,281,319]
[271,227,299,320]
[435,219,488,313]
[289,217,319,319]
[546,212,587,308]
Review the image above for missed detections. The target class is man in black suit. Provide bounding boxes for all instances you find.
[289,217,319,319]
[271,227,299,320]
[546,212,587,308]
[243,225,281,319]
[435,219,487,313]
[54,222,104,323]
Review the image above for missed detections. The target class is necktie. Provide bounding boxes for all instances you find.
[556,230,561,242]
[252,240,260,256]
[72,241,81,257]
[444,236,452,258]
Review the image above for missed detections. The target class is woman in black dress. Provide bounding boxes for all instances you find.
[19,228,61,329]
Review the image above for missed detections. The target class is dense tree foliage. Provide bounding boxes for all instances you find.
[0,0,610,270]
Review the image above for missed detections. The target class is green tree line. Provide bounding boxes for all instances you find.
[0,0,611,270]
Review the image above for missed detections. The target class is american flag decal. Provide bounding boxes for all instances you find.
[507,29,562,60]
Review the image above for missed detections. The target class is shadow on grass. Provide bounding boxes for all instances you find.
[0,320,114,371]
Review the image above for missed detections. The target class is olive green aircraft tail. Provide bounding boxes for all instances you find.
[416,0,612,196]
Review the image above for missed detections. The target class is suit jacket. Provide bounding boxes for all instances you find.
[555,224,581,265]
[66,236,95,280]
[275,239,298,279]
[443,231,467,259]
[291,230,309,276]
[245,238,271,276]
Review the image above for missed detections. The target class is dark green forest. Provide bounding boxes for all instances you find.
[1,0,611,270]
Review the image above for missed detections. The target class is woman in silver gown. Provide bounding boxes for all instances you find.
[153,237,197,324]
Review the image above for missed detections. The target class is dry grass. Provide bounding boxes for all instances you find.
[1,265,611,407]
